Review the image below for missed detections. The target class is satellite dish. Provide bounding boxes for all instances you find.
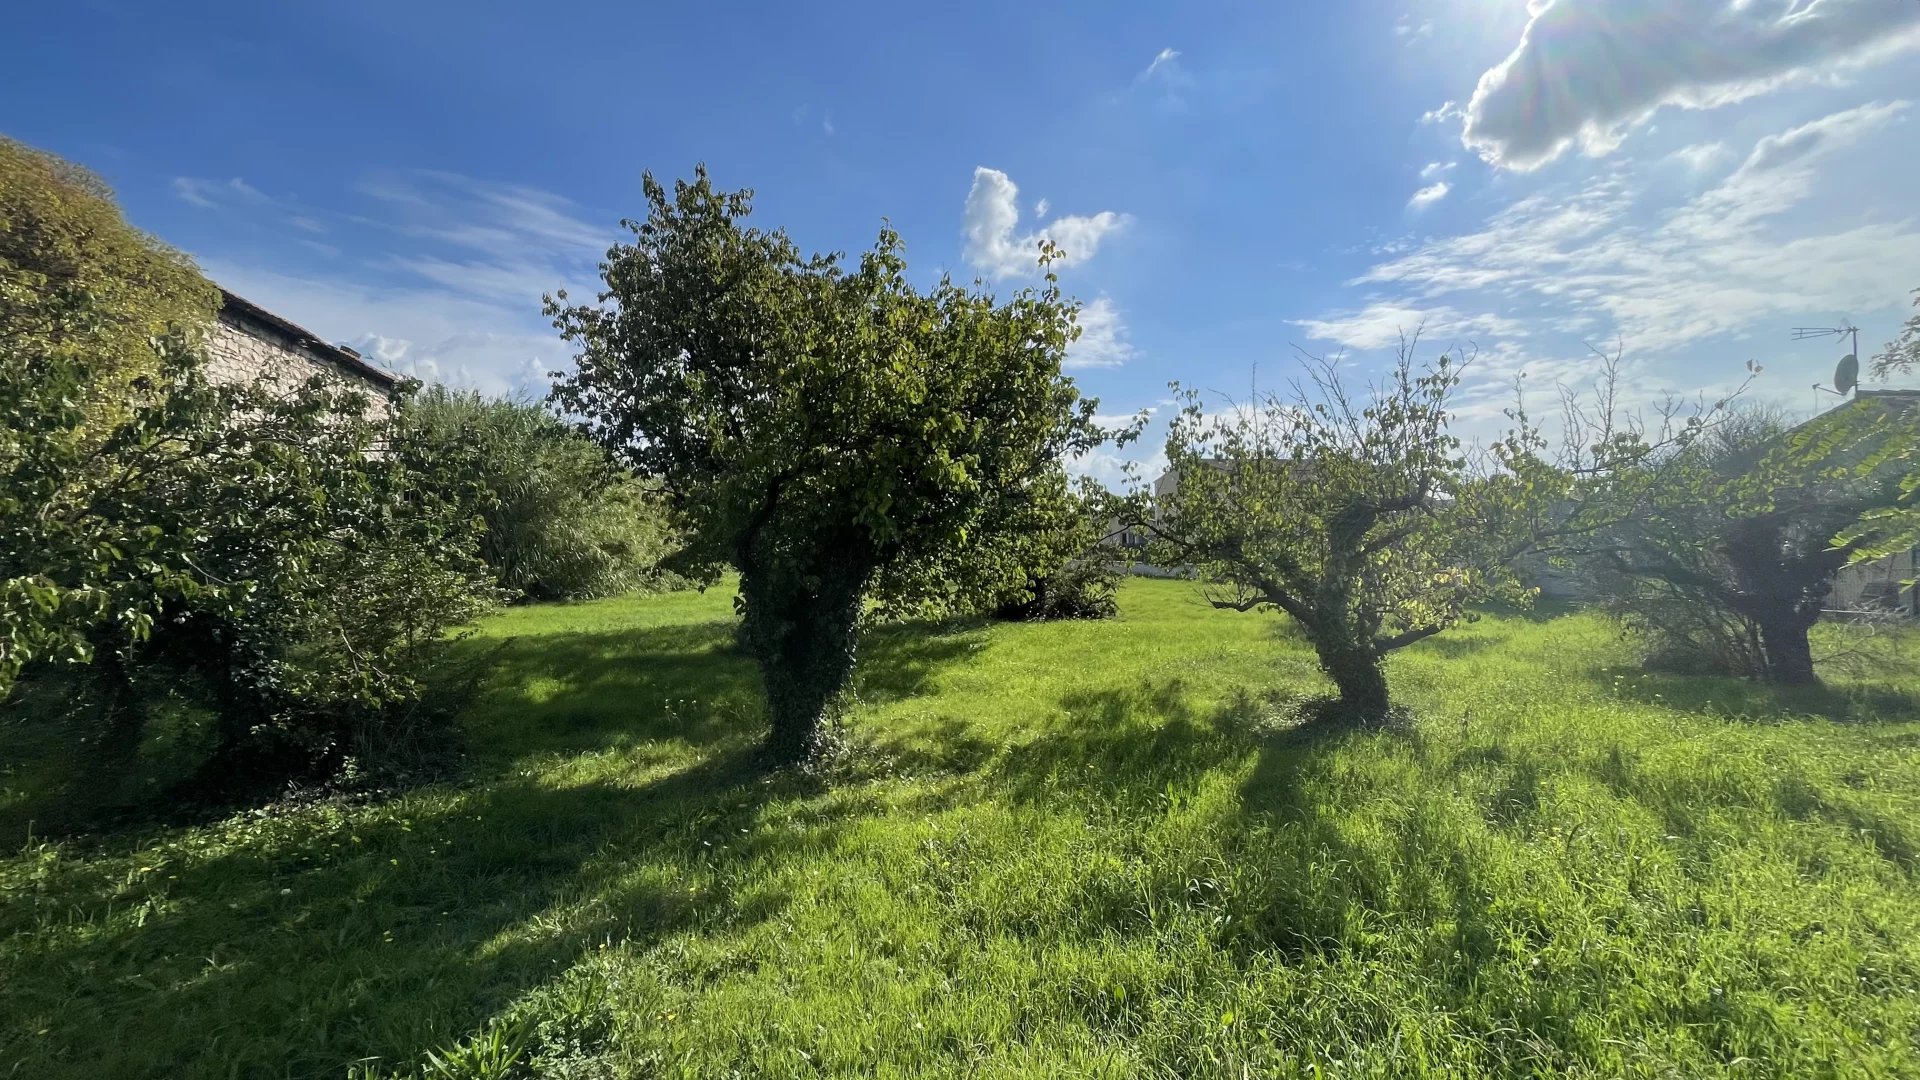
[1835,353,1859,395]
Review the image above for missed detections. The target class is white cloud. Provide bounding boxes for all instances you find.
[358,170,607,256]
[1419,161,1456,181]
[1066,296,1137,369]
[1291,303,1528,351]
[1462,0,1920,171]
[1408,181,1452,210]
[1140,47,1181,81]
[1420,100,1464,125]
[1034,198,1050,219]
[1337,101,1920,357]
[961,167,1130,278]
[1395,15,1434,41]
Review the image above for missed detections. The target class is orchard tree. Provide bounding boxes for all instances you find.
[548,169,1106,763]
[1134,339,1741,716]
[1579,406,1900,684]
[1137,342,1543,715]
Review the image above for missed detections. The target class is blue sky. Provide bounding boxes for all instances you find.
[8,0,1920,482]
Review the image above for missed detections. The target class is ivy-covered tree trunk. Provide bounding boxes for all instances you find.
[739,548,873,765]
[1313,637,1391,715]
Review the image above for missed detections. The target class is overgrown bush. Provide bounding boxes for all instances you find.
[397,388,681,602]
[3,139,500,802]
[992,554,1120,621]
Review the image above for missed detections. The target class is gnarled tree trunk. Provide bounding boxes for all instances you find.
[1314,638,1391,716]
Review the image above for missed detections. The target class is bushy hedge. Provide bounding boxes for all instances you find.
[396,388,682,602]
[3,140,501,803]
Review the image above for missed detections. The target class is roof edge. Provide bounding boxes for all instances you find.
[217,288,403,391]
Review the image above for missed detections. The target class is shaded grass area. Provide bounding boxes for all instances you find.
[3,580,1919,1078]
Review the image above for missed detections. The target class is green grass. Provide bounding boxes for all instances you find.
[4,578,1920,1078]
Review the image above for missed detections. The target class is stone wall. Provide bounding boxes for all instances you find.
[204,305,394,419]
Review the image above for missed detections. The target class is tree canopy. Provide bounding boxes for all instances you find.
[549,168,1107,762]
[1138,343,1543,714]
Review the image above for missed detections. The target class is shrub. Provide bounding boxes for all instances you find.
[397,388,681,603]
[2,137,500,800]
[993,555,1120,622]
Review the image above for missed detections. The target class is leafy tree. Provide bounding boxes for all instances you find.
[549,169,1106,763]
[878,473,1121,622]
[1578,406,1898,684]
[1136,343,1545,715]
[0,136,216,428]
[397,387,682,602]
[1870,287,1919,379]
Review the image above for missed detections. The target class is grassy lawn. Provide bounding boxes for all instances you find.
[4,577,1919,1078]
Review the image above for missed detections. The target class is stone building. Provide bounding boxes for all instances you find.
[205,288,399,405]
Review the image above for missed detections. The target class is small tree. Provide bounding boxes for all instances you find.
[1579,406,1897,684]
[1138,341,1540,715]
[1869,287,1919,380]
[549,169,1105,763]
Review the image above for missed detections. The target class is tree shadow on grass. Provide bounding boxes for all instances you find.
[454,614,983,771]
[980,678,1312,814]
[0,740,854,1080]
[1591,663,1920,724]
[1,610,996,1078]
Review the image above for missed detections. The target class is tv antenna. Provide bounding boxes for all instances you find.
[1795,323,1860,397]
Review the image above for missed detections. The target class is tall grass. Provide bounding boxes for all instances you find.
[3,580,1917,1078]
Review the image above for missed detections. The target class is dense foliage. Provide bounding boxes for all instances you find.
[549,169,1106,762]
[0,137,217,424]
[2,140,498,798]
[397,387,681,602]
[884,474,1122,622]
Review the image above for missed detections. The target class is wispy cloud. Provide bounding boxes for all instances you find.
[1139,47,1181,82]
[172,176,269,209]
[1066,296,1137,369]
[1291,303,1526,351]
[1408,181,1452,210]
[1329,100,1920,369]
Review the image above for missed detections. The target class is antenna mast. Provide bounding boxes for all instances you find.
[1795,323,1861,398]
